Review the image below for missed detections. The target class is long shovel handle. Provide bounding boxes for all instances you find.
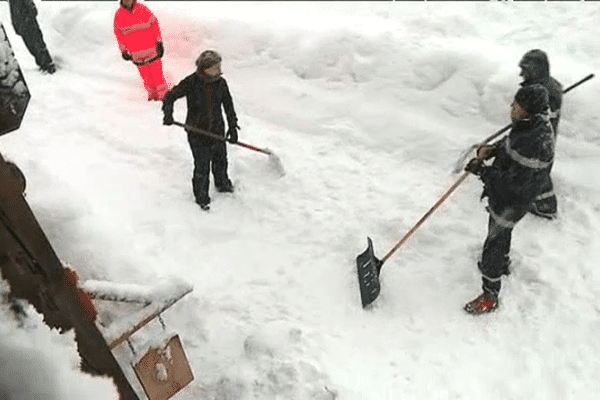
[173,121,273,156]
[476,73,595,148]
[381,170,472,264]
[453,73,595,174]
[392,75,596,264]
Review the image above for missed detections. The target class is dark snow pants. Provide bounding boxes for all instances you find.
[532,124,558,219]
[531,175,557,219]
[11,15,52,68]
[479,204,528,297]
[188,135,231,204]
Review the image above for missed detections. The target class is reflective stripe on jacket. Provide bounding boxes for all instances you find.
[480,112,555,208]
[114,1,162,64]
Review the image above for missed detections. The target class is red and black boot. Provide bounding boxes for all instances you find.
[464,291,498,315]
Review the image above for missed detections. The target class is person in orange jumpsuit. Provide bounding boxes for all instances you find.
[114,0,168,101]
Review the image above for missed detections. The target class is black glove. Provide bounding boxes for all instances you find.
[464,157,484,175]
[227,125,239,144]
[156,42,164,58]
[163,114,174,126]
[122,51,132,61]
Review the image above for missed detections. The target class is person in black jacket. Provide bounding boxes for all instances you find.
[162,50,239,211]
[8,0,55,74]
[463,84,555,315]
[518,49,562,219]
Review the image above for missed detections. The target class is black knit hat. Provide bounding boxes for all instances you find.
[514,84,549,115]
[518,49,550,79]
[196,50,222,71]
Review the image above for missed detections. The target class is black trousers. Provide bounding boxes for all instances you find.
[188,136,231,204]
[531,175,557,218]
[13,16,52,68]
[479,204,528,297]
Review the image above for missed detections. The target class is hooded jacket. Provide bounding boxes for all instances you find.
[114,0,162,65]
[480,111,555,210]
[162,72,238,143]
[519,50,563,135]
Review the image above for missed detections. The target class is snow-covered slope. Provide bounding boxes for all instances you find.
[1,1,599,399]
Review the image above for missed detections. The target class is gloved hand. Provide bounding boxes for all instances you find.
[122,51,132,61]
[163,114,174,126]
[227,125,239,144]
[156,42,164,58]
[464,157,484,175]
[476,144,498,160]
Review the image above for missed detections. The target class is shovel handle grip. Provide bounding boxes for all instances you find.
[477,73,595,147]
[173,121,273,155]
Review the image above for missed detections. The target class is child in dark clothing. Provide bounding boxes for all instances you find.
[162,50,239,211]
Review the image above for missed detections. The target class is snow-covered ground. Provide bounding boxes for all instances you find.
[1,1,600,399]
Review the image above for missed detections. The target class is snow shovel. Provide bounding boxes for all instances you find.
[173,121,285,176]
[356,167,477,308]
[452,73,595,174]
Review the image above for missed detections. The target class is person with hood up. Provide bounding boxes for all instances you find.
[162,50,239,211]
[518,49,562,219]
[463,84,555,315]
[7,0,55,74]
[114,0,168,101]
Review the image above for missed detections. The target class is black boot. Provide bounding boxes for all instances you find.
[40,62,56,74]
[215,180,234,193]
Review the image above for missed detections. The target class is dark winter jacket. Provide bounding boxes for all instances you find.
[480,112,555,210]
[162,72,237,144]
[8,0,38,36]
[519,50,563,135]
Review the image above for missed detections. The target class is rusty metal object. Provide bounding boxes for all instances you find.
[0,22,139,399]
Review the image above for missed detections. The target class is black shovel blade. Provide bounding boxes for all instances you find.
[356,237,383,308]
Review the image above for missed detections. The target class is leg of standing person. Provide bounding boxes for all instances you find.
[19,17,54,72]
[147,59,168,101]
[212,141,233,192]
[188,136,212,208]
[479,204,528,296]
[136,63,156,100]
[531,175,557,220]
[465,203,528,314]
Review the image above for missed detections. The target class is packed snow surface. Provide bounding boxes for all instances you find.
[1,1,600,399]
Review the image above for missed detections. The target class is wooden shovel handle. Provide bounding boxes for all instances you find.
[173,121,273,155]
[381,171,472,263]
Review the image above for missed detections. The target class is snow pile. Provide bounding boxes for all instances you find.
[0,283,118,400]
[84,276,192,345]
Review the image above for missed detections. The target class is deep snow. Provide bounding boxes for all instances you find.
[1,1,600,399]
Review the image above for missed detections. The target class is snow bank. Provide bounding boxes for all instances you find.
[0,283,118,400]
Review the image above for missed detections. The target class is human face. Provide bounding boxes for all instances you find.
[511,100,529,121]
[203,62,222,77]
[520,68,530,81]
[121,0,134,10]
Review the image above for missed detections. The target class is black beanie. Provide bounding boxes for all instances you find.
[514,84,549,115]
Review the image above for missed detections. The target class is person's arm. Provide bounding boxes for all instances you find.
[162,77,190,125]
[146,6,164,57]
[113,14,129,58]
[222,80,238,128]
[221,80,239,142]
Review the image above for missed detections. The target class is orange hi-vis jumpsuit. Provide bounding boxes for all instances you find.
[114,0,168,100]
